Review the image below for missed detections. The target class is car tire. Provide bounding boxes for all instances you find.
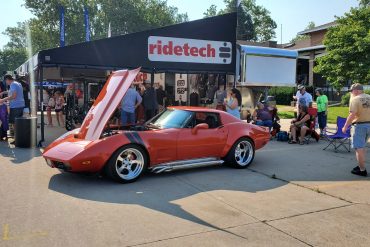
[225,137,255,168]
[105,144,148,183]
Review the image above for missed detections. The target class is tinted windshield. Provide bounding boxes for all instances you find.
[150,109,193,129]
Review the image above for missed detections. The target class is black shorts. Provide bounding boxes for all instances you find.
[9,107,24,124]
[55,109,62,113]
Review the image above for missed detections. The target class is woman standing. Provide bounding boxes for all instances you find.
[54,91,65,127]
[225,88,241,119]
[47,91,55,126]
[315,88,328,136]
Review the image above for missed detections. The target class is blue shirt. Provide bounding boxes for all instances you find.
[226,98,241,119]
[9,81,25,108]
[121,88,142,113]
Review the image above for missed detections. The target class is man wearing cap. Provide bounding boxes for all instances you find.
[0,75,25,137]
[342,83,370,177]
[294,85,313,114]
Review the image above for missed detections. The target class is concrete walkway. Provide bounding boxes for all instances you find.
[0,121,369,247]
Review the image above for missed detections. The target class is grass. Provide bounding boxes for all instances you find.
[276,105,349,124]
[327,106,348,124]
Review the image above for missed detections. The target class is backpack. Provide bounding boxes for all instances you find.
[276,131,289,142]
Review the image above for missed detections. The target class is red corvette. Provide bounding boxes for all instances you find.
[43,69,270,183]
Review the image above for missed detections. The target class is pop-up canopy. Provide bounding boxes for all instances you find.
[37,13,237,74]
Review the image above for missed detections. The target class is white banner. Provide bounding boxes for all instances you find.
[148,36,232,64]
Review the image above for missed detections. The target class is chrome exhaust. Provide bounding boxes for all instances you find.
[151,158,224,174]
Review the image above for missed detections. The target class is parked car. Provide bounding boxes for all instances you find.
[43,69,270,183]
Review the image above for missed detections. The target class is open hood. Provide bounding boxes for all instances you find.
[77,68,140,141]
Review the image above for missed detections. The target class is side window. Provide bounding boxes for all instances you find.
[195,112,221,129]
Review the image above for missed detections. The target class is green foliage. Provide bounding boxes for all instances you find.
[314,6,370,89]
[236,4,255,40]
[0,48,27,73]
[1,0,188,71]
[278,111,295,119]
[269,87,295,105]
[203,4,218,18]
[210,0,276,42]
[3,0,188,53]
[341,90,370,105]
[290,21,315,43]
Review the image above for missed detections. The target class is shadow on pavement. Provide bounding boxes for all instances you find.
[48,165,287,229]
[0,141,41,164]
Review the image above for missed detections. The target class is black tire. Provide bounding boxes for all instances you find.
[225,137,255,168]
[105,144,148,183]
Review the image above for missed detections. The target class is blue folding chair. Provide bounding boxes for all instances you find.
[323,116,351,152]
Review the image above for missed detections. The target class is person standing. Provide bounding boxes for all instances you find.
[156,85,166,113]
[224,88,241,119]
[54,91,65,127]
[0,87,9,140]
[142,82,158,121]
[342,83,370,177]
[121,83,142,126]
[315,88,328,136]
[293,85,313,113]
[0,75,25,137]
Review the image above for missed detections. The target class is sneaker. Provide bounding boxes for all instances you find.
[351,168,367,177]
[352,166,360,171]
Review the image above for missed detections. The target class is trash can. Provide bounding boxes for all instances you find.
[15,116,38,148]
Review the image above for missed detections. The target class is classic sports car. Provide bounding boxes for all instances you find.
[43,69,270,183]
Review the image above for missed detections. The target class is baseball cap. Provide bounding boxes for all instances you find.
[349,83,364,91]
[4,74,13,80]
[297,85,305,90]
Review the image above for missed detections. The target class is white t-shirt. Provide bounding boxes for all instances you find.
[295,91,312,108]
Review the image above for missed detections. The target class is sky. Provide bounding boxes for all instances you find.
[0,0,359,49]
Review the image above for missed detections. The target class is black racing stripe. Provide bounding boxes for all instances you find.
[131,132,145,146]
[124,132,136,143]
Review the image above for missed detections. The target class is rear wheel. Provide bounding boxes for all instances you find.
[225,137,255,168]
[105,145,147,183]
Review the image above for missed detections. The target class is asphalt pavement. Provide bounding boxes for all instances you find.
[0,121,369,247]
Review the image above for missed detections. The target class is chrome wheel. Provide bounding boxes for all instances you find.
[115,148,145,181]
[234,140,253,166]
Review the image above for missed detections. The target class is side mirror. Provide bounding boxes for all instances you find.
[191,123,209,135]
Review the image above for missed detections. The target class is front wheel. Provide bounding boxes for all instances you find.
[105,145,147,183]
[225,137,255,168]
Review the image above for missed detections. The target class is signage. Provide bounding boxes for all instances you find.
[175,74,188,103]
[148,36,232,64]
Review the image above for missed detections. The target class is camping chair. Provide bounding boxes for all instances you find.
[304,108,319,144]
[323,116,351,152]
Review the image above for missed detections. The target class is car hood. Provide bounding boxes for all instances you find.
[77,68,140,141]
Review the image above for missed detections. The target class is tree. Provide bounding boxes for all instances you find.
[290,21,315,43]
[203,4,218,18]
[237,4,255,40]
[0,48,27,73]
[3,0,188,53]
[216,0,276,41]
[314,6,370,89]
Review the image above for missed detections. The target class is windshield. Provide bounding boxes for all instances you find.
[150,109,193,129]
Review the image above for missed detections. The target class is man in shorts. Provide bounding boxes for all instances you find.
[342,83,370,177]
[0,75,25,137]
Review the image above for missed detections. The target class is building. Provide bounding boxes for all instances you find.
[284,22,337,88]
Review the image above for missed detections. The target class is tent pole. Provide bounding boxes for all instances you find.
[39,66,45,146]
[151,71,154,87]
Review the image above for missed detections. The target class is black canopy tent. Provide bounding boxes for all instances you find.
[32,13,237,145]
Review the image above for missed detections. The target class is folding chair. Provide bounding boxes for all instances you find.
[304,108,320,144]
[323,116,351,152]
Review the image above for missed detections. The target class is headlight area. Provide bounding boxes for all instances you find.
[45,159,71,171]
